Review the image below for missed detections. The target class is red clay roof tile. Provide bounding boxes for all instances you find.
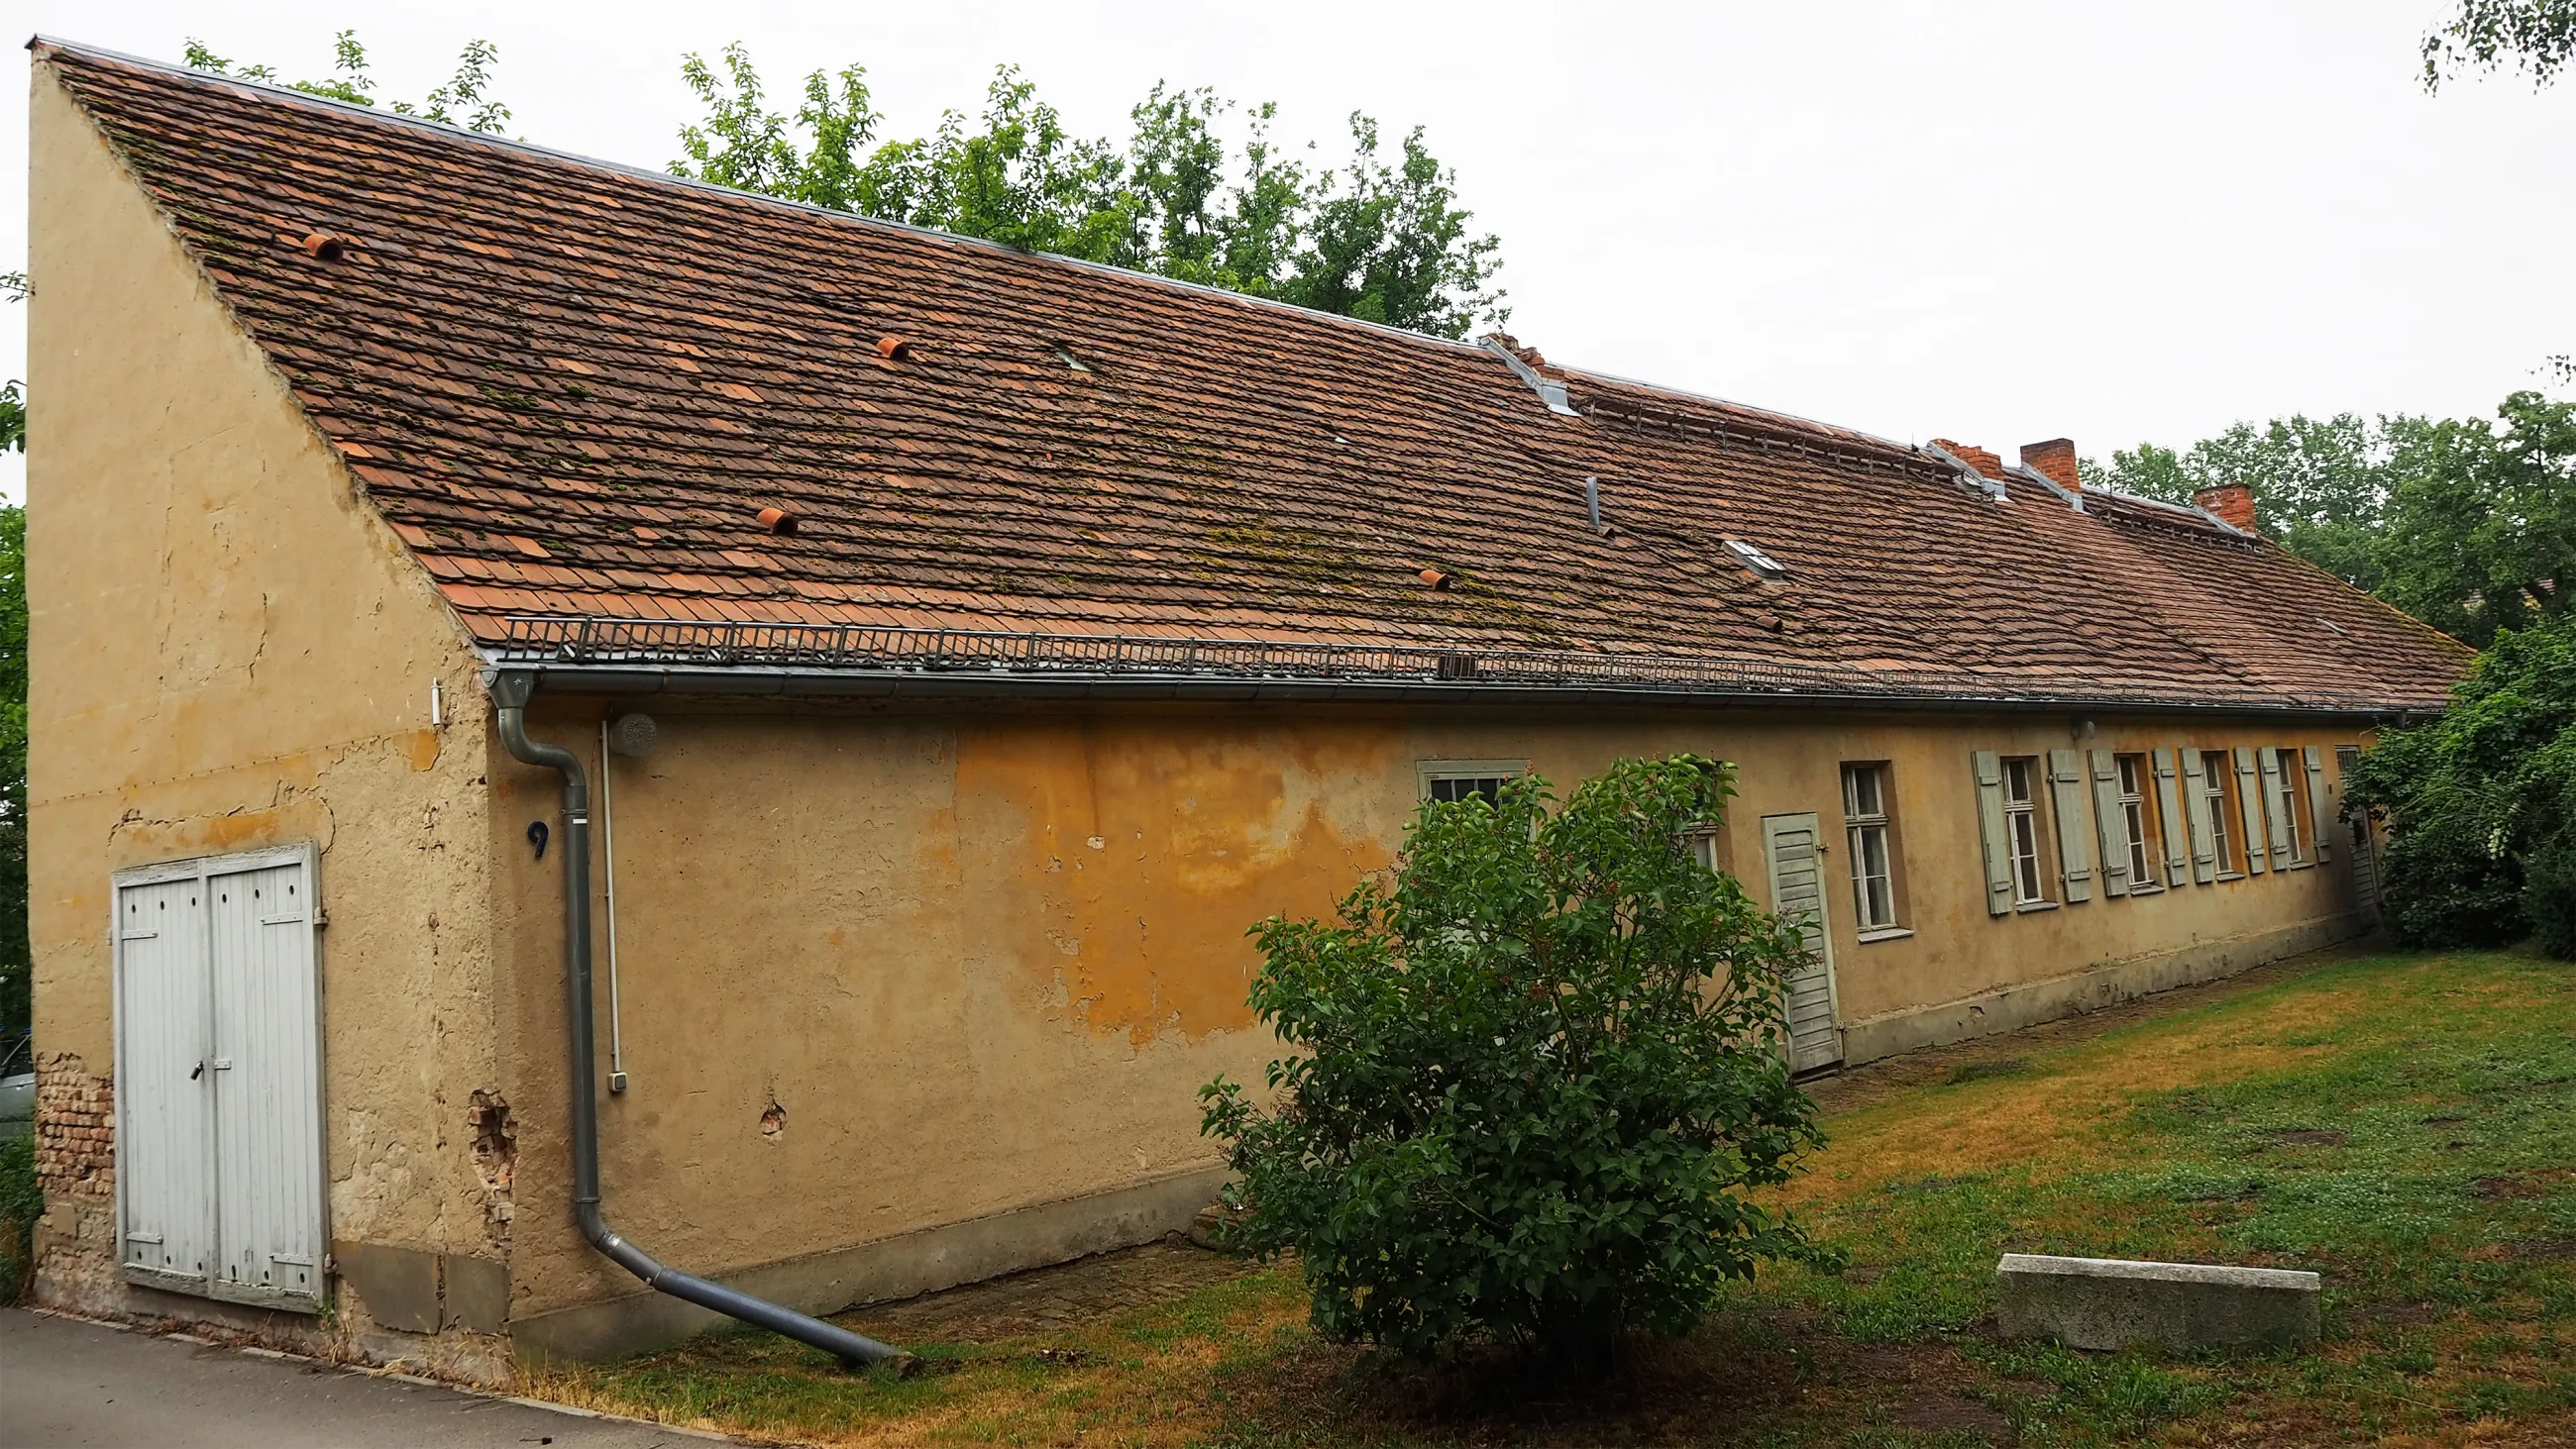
[41,41,2467,713]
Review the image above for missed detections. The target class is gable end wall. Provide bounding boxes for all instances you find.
[26,62,507,1378]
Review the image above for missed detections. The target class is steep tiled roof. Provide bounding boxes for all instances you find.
[41,40,2470,713]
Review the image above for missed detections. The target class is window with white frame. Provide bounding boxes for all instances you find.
[2272,748,2307,863]
[1417,759,1528,805]
[2002,756,2048,904]
[1842,762,1898,931]
[2116,753,2161,890]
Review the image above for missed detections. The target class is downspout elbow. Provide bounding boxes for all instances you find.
[488,670,911,1374]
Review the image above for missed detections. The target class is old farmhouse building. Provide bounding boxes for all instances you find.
[24,40,2465,1371]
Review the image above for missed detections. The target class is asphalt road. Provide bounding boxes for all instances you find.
[0,1308,722,1447]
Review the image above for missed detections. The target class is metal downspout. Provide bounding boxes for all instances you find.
[489,671,910,1372]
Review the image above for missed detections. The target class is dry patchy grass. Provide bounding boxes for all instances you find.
[528,947,2576,1446]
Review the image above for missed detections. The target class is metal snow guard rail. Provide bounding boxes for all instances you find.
[484,615,2402,714]
[491,614,1870,691]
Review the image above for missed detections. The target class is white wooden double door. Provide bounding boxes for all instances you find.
[114,846,326,1311]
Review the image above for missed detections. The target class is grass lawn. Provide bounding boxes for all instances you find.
[525,947,2576,1446]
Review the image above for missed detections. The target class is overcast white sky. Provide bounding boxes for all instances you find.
[4,1,2571,503]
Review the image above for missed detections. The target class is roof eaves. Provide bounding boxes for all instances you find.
[473,615,2445,720]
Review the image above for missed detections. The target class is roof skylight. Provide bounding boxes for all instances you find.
[1725,538,1789,579]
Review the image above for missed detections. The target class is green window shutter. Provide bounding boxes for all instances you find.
[2304,745,2333,863]
[1973,750,2013,916]
[2258,747,2294,866]
[2180,748,2217,883]
[2153,749,2190,885]
[2234,746,2268,876]
[2088,748,2129,897]
[2048,748,2094,903]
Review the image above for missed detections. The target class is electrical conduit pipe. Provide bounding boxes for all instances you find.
[491,671,911,1372]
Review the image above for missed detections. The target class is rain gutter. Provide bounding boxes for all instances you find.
[482,660,2432,725]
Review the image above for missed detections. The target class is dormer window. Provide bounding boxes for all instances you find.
[1725,538,1788,579]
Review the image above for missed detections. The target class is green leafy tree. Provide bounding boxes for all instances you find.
[1,270,23,1044]
[847,67,1132,261]
[1272,115,1505,340]
[183,32,511,133]
[2346,611,2576,956]
[2422,0,2576,89]
[671,46,1506,339]
[672,44,878,211]
[1200,757,1834,1360]
[2373,392,2576,647]
[0,503,24,1044]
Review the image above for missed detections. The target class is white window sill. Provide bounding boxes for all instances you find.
[1855,927,1914,944]
[2127,883,2166,896]
[2286,860,2314,872]
[2013,900,2059,914]
[2214,872,2245,881]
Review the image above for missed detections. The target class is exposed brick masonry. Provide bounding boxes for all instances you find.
[2019,438,2081,492]
[1929,438,2006,479]
[36,1054,115,1198]
[2196,484,2259,533]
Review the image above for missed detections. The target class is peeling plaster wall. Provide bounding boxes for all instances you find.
[498,697,2373,1336]
[24,63,500,1350]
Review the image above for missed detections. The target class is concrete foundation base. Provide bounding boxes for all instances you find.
[509,1164,1231,1363]
[1996,1253,2320,1351]
[1842,912,2362,1065]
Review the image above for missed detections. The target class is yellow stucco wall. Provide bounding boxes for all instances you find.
[494,697,2371,1323]
[23,57,2378,1357]
[24,64,502,1327]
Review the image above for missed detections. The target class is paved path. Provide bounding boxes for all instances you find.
[0,1309,722,1448]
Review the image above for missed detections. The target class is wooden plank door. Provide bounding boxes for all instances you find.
[1761,813,1844,1074]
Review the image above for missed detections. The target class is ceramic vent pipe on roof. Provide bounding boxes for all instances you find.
[489,671,912,1374]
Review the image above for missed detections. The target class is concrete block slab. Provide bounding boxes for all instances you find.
[1995,1253,2319,1351]
[441,1255,509,1335]
[333,1241,438,1335]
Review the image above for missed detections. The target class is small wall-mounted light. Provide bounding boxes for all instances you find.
[2072,718,2099,741]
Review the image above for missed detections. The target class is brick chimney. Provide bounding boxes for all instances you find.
[2195,483,2256,532]
[1929,438,2004,479]
[2019,438,2080,492]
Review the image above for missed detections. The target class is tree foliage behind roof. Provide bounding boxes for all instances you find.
[670,44,1507,341]
[2421,0,2576,90]
[2083,390,2574,649]
[182,30,512,133]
